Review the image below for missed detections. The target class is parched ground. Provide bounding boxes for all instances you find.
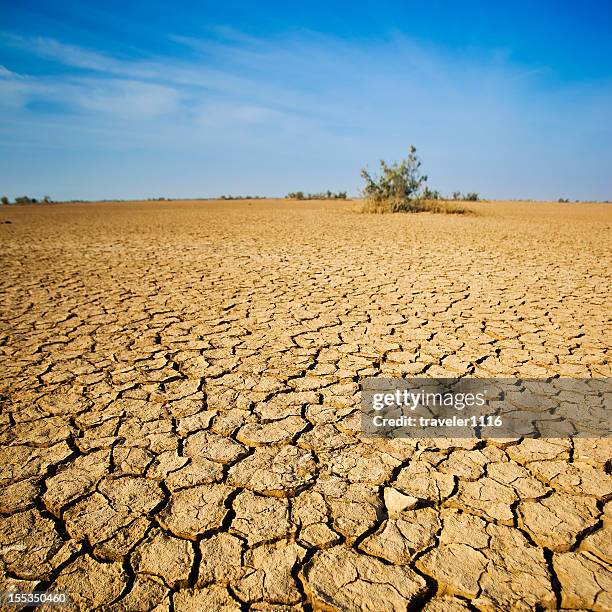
[0,198,611,611]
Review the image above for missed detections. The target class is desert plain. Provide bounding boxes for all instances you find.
[0,198,611,611]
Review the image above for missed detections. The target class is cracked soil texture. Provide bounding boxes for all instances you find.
[0,198,611,611]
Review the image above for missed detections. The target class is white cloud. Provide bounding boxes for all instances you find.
[68,79,181,119]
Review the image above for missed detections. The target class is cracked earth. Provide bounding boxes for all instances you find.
[0,198,611,611]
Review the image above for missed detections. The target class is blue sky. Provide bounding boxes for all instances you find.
[1,0,611,200]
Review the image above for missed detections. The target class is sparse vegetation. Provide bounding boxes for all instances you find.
[220,195,268,200]
[358,146,467,214]
[558,198,570,203]
[423,187,442,200]
[286,191,347,200]
[417,200,468,214]
[6,195,54,205]
[287,191,305,200]
[449,191,480,201]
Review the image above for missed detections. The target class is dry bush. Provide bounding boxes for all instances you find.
[419,199,468,214]
[357,197,468,214]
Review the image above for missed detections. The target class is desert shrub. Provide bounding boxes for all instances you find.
[449,192,481,202]
[418,200,467,214]
[360,146,428,213]
[286,191,347,200]
[359,197,467,215]
[316,190,347,199]
[360,146,458,213]
[286,191,305,200]
[358,147,470,214]
[558,197,569,203]
[14,196,37,204]
[0,196,9,205]
[423,187,441,200]
[221,194,267,200]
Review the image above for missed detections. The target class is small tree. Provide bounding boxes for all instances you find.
[452,191,462,200]
[0,196,9,205]
[465,192,479,201]
[360,146,428,212]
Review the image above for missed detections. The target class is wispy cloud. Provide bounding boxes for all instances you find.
[0,27,611,199]
[0,71,181,120]
[1,29,553,132]
[1,31,269,101]
[70,79,181,119]
[3,33,123,72]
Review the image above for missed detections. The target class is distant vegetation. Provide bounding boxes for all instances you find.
[426,189,479,202]
[359,146,470,214]
[1,196,52,205]
[286,190,348,200]
[220,195,268,200]
[2,191,604,208]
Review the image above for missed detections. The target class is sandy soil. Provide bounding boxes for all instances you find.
[1,198,611,610]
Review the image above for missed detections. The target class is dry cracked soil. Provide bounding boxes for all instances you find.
[0,198,611,611]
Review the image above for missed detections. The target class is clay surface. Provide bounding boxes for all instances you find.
[1,198,610,609]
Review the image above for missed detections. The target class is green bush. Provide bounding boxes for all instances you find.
[360,146,428,212]
[464,192,479,201]
[359,147,469,214]
[0,196,9,205]
[360,146,454,213]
